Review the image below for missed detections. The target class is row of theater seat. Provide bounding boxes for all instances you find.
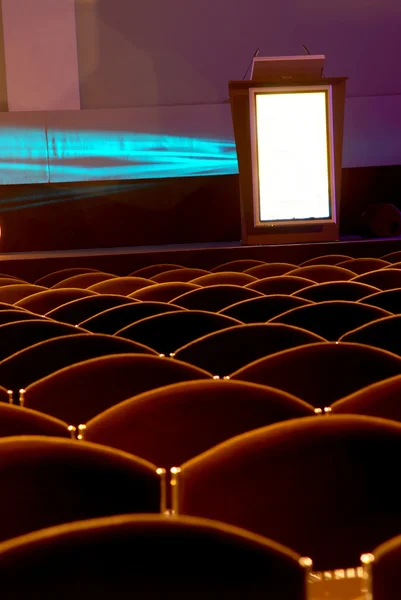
[1,255,401,598]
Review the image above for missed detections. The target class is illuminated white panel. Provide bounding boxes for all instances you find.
[253,90,333,224]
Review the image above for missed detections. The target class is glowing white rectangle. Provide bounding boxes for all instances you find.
[250,87,335,226]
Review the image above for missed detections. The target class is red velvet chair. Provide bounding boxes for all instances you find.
[352,269,401,290]
[286,265,356,282]
[220,294,312,323]
[88,276,154,295]
[230,342,401,406]
[0,436,163,543]
[381,250,401,263]
[82,379,314,468]
[35,267,101,287]
[0,403,70,438]
[358,288,401,313]
[269,300,390,340]
[79,301,184,334]
[174,323,325,375]
[365,534,401,600]
[172,285,262,312]
[330,374,401,423]
[151,267,210,283]
[15,288,96,315]
[190,272,257,287]
[0,333,157,391]
[130,282,200,303]
[0,514,309,600]
[0,309,48,327]
[338,257,390,274]
[244,262,296,277]
[0,319,85,362]
[0,277,26,288]
[52,272,117,289]
[0,285,47,304]
[340,315,401,356]
[21,354,212,424]
[246,276,314,295]
[46,294,136,325]
[211,259,265,272]
[292,281,379,302]
[299,254,352,266]
[173,415,401,571]
[129,263,183,278]
[116,310,241,355]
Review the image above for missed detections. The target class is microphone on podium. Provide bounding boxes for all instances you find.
[242,47,260,80]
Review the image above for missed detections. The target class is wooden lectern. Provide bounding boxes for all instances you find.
[229,57,347,245]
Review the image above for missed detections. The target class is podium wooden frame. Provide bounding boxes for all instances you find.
[229,77,347,245]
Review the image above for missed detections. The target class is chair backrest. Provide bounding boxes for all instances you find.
[211,259,266,272]
[230,342,401,406]
[130,282,200,302]
[88,276,154,295]
[331,374,401,423]
[0,277,26,288]
[0,514,308,600]
[80,301,185,334]
[340,315,401,356]
[35,267,100,287]
[0,333,157,391]
[0,319,85,362]
[0,284,47,304]
[52,272,116,289]
[0,403,70,438]
[172,285,263,311]
[0,436,162,542]
[338,257,391,274]
[352,269,401,290]
[116,310,241,355]
[285,265,356,282]
[190,272,257,287]
[151,267,210,283]
[367,534,401,600]
[45,294,136,325]
[22,354,212,424]
[244,263,296,277]
[358,288,401,313]
[83,379,314,467]
[269,300,390,340]
[174,415,401,571]
[220,295,313,323]
[0,309,48,327]
[15,288,96,315]
[129,263,183,278]
[299,254,352,266]
[175,323,326,376]
[292,281,380,302]
[246,276,314,295]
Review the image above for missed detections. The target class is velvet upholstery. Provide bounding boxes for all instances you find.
[172,284,262,311]
[176,415,401,571]
[299,254,352,266]
[52,272,117,289]
[246,276,314,295]
[231,342,401,406]
[23,354,212,423]
[175,324,325,375]
[190,272,257,287]
[0,285,47,304]
[292,281,379,302]
[0,319,85,362]
[0,334,157,391]
[341,315,401,356]
[220,295,313,323]
[381,251,401,262]
[0,403,69,438]
[0,309,48,326]
[331,374,401,422]
[130,282,200,302]
[35,267,100,287]
[0,303,26,311]
[0,515,307,600]
[116,310,241,355]
[129,263,183,278]
[352,269,401,290]
[358,288,401,313]
[46,294,136,325]
[0,278,26,288]
[88,276,154,295]
[80,301,185,334]
[244,262,297,277]
[285,265,356,282]
[370,534,401,600]
[151,267,209,282]
[15,288,96,315]
[211,259,266,272]
[269,300,390,340]
[0,437,161,543]
[338,257,391,274]
[83,379,314,468]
